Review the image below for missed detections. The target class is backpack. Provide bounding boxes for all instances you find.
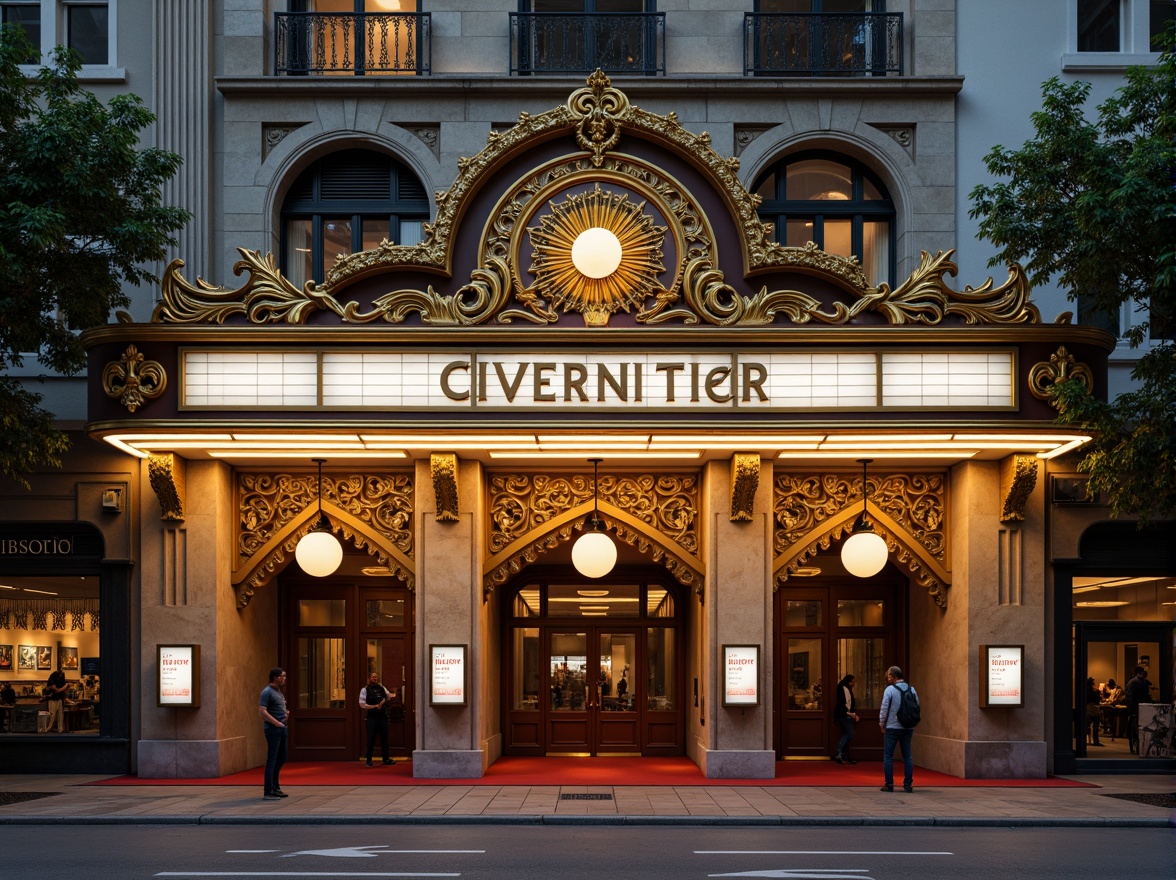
[895,683,921,728]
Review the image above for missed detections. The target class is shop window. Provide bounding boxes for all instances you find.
[281,149,429,286]
[754,152,895,286]
[646,626,675,709]
[0,576,100,735]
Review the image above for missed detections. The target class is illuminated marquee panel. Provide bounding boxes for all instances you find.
[180,350,1016,411]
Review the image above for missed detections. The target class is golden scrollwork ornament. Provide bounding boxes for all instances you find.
[102,345,167,412]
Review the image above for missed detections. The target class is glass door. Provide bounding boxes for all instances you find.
[547,627,641,755]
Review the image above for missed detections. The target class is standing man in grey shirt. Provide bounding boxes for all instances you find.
[879,665,917,793]
[259,667,289,799]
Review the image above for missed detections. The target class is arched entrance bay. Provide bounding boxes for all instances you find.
[502,568,687,757]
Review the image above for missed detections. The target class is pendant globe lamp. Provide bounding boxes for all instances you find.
[840,459,888,578]
[571,459,617,579]
[295,459,343,577]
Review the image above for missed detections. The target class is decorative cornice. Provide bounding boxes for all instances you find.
[1028,345,1095,405]
[101,344,167,412]
[431,453,459,522]
[730,453,760,522]
[1000,454,1039,524]
[148,453,185,522]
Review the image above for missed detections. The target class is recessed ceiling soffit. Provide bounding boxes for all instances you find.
[145,71,1042,330]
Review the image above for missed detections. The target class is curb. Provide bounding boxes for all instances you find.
[0,814,1169,828]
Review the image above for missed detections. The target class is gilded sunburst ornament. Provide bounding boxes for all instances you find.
[528,184,667,326]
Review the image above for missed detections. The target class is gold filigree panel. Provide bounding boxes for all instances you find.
[774,471,946,564]
[730,453,760,522]
[1000,454,1039,523]
[488,472,698,558]
[102,344,166,412]
[148,453,186,522]
[1028,345,1095,405]
[431,453,459,522]
[238,472,413,560]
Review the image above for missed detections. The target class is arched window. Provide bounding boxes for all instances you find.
[753,152,895,285]
[281,149,430,286]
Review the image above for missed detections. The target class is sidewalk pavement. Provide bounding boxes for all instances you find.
[1,772,1172,827]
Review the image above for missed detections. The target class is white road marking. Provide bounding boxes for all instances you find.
[227,851,282,854]
[282,847,483,858]
[156,873,459,878]
[708,871,873,879]
[696,851,952,856]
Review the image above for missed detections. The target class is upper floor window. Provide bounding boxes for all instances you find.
[753,152,895,286]
[511,0,664,76]
[280,0,428,76]
[281,149,430,287]
[1,1,112,66]
[1071,0,1173,58]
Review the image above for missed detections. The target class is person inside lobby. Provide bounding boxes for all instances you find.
[1099,678,1127,740]
[1085,677,1103,746]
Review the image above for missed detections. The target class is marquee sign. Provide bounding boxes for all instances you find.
[181,349,1016,412]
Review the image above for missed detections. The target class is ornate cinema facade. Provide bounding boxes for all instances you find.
[10,74,1167,780]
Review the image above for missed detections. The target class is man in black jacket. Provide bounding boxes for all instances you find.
[45,669,67,732]
[358,672,395,767]
[1124,665,1152,754]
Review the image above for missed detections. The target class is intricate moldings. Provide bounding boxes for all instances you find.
[431,453,459,522]
[409,126,439,157]
[774,471,949,607]
[734,126,770,156]
[238,471,412,559]
[1028,346,1095,404]
[488,472,698,557]
[730,453,760,522]
[527,184,667,326]
[262,124,305,159]
[148,453,186,522]
[569,69,629,166]
[1000,454,1039,523]
[101,345,167,412]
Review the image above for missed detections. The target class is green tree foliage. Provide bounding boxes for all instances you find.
[968,30,1176,524]
[0,27,190,486]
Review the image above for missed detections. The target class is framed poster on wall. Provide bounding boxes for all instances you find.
[722,644,760,707]
[157,644,201,708]
[979,644,1024,707]
[429,644,467,706]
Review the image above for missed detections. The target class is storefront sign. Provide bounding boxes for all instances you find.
[429,644,467,706]
[182,349,1015,412]
[157,644,201,708]
[979,644,1024,707]
[723,644,760,707]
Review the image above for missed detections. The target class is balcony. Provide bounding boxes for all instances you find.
[510,12,665,76]
[275,12,431,76]
[744,12,902,77]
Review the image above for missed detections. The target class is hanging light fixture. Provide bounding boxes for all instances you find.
[295,458,343,577]
[571,458,617,579]
[840,458,888,578]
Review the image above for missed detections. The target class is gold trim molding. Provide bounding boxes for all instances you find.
[146,72,1042,331]
[484,471,702,598]
[102,344,167,412]
[1000,454,1039,524]
[1028,346,1095,406]
[232,470,414,607]
[431,453,459,522]
[730,453,760,522]
[774,471,950,608]
[148,453,185,522]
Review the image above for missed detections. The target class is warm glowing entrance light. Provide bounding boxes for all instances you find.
[571,227,623,278]
[571,458,617,578]
[841,459,888,578]
[294,459,343,577]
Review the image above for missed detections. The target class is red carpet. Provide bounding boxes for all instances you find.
[90,756,1093,788]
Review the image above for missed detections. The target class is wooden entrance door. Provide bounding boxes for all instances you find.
[775,577,904,761]
[547,627,641,755]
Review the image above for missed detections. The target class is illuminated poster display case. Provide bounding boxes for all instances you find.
[722,644,760,707]
[157,644,201,708]
[979,644,1024,708]
[430,644,468,706]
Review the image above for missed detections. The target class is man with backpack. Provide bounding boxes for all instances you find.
[879,665,919,793]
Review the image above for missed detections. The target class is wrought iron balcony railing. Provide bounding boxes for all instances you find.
[744,12,902,77]
[275,12,431,76]
[510,12,665,76]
